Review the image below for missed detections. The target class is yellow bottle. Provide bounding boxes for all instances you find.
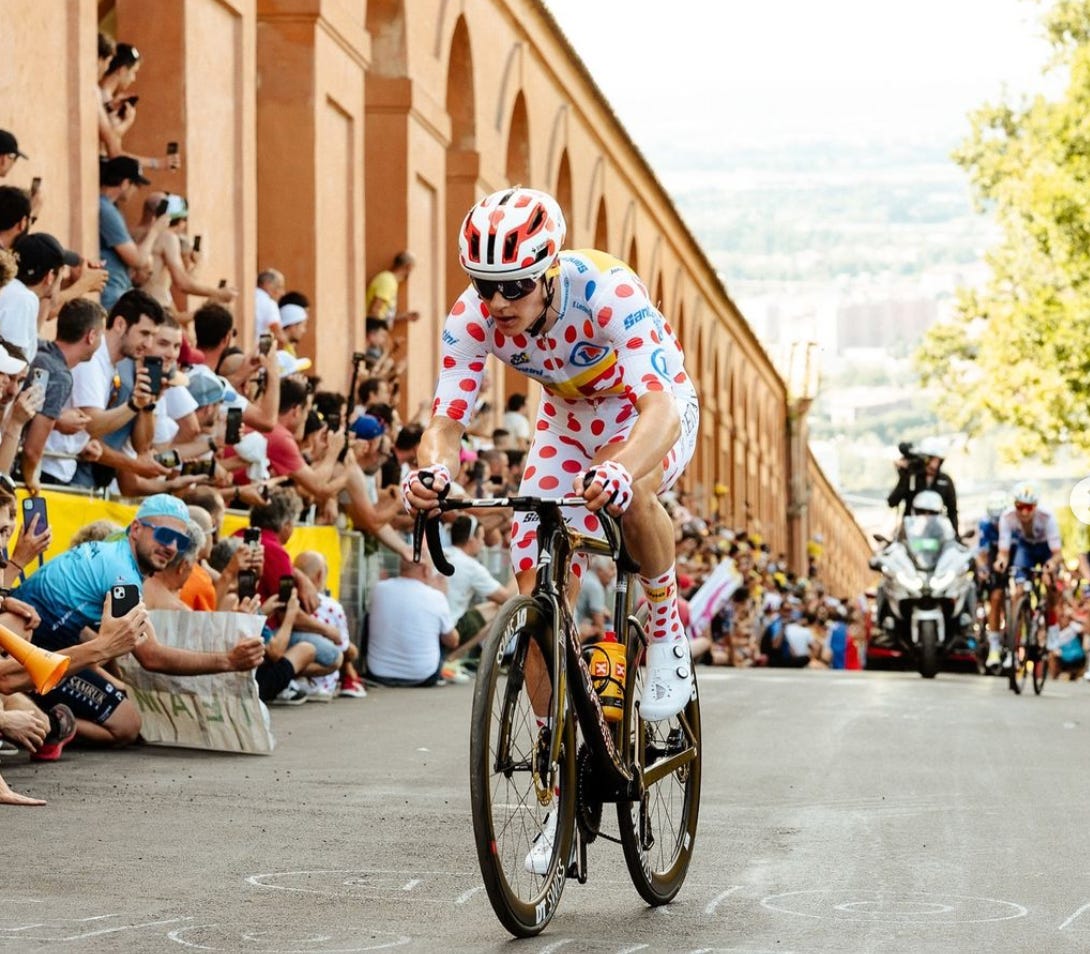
[585,630,626,722]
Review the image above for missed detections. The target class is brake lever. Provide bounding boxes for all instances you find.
[413,471,456,576]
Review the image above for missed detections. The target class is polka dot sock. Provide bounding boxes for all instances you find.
[639,566,684,642]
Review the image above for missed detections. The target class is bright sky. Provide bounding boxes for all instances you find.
[542,0,1056,150]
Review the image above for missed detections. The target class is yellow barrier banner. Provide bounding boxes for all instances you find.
[11,490,342,598]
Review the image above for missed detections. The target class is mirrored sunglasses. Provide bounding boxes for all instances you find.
[471,277,538,301]
[138,520,190,550]
[1015,502,1036,512]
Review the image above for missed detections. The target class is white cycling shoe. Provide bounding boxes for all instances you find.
[524,810,559,875]
[640,640,694,722]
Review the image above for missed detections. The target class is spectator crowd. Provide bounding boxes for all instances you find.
[0,29,1002,810]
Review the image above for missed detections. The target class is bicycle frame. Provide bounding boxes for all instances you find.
[415,493,647,800]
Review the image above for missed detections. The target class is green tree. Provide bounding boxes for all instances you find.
[917,0,1090,461]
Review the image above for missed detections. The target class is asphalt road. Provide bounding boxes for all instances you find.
[4,666,1090,953]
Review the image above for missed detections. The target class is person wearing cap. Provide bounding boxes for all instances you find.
[0,131,28,180]
[0,492,263,748]
[134,192,237,310]
[99,156,170,311]
[277,291,309,356]
[341,412,414,564]
[0,232,80,364]
[19,299,103,494]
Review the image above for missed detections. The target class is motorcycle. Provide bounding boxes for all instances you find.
[869,516,976,678]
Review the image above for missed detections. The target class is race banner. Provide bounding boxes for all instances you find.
[117,610,274,754]
[686,558,743,638]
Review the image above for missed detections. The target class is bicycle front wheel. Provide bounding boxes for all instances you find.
[1031,611,1048,695]
[1009,598,1030,695]
[617,629,702,906]
[469,596,576,938]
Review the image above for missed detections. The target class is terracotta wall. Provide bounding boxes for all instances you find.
[0,0,872,592]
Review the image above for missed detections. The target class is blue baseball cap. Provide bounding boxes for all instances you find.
[350,414,385,440]
[135,493,190,524]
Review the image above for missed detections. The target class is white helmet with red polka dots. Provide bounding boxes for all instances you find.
[458,187,566,281]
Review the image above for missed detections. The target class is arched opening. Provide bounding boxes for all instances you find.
[592,195,608,252]
[555,150,573,244]
[505,91,530,185]
[444,15,477,311]
[366,0,408,76]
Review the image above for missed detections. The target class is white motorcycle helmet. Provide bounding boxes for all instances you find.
[986,491,1008,519]
[915,437,945,461]
[912,490,945,515]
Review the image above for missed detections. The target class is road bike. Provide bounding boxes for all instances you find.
[414,490,701,937]
[1007,565,1052,696]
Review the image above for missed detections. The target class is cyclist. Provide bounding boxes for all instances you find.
[993,483,1063,657]
[977,491,1010,672]
[403,186,700,724]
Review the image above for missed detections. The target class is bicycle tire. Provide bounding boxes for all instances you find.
[469,595,576,938]
[617,622,702,906]
[1009,598,1030,695]
[1031,610,1048,695]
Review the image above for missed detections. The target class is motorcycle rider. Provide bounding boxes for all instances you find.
[993,483,1063,662]
[888,437,959,536]
[874,489,955,631]
[977,491,1011,672]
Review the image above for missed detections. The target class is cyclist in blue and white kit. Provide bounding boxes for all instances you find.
[994,483,1063,662]
[976,491,1010,671]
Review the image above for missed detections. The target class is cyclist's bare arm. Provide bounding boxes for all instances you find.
[406,415,465,514]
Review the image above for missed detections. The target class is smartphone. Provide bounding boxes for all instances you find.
[126,95,140,107]
[224,406,242,445]
[243,527,261,547]
[258,333,273,356]
[144,355,163,396]
[180,458,214,478]
[237,570,257,601]
[110,582,141,617]
[326,411,341,433]
[192,234,201,253]
[155,197,169,217]
[218,278,228,288]
[155,449,181,469]
[30,177,41,197]
[30,367,49,392]
[278,575,294,604]
[22,496,47,533]
[166,140,178,156]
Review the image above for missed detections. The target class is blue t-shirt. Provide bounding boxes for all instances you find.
[99,195,133,311]
[826,620,848,669]
[14,536,142,652]
[103,356,137,451]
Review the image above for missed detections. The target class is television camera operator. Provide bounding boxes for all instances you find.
[887,437,959,536]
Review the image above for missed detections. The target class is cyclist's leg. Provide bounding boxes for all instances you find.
[509,402,598,715]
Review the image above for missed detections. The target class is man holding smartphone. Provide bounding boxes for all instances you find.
[0,494,264,751]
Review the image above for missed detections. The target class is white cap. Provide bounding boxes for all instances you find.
[276,350,312,376]
[0,345,27,376]
[279,303,308,329]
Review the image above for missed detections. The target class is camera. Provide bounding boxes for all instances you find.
[897,442,926,475]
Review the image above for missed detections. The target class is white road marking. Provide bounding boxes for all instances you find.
[1059,901,1090,930]
[704,885,744,915]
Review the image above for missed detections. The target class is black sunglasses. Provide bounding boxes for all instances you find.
[471,277,539,301]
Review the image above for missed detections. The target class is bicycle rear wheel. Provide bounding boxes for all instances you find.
[469,596,576,937]
[617,624,702,906]
[1031,611,1048,695]
[1009,598,1030,695]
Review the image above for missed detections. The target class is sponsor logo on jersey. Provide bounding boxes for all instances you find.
[651,347,669,378]
[510,352,530,366]
[442,330,458,346]
[570,341,609,367]
[623,307,652,330]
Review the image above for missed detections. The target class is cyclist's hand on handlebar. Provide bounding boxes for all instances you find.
[402,464,452,516]
[579,460,634,515]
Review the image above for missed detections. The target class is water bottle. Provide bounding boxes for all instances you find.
[584,630,625,722]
